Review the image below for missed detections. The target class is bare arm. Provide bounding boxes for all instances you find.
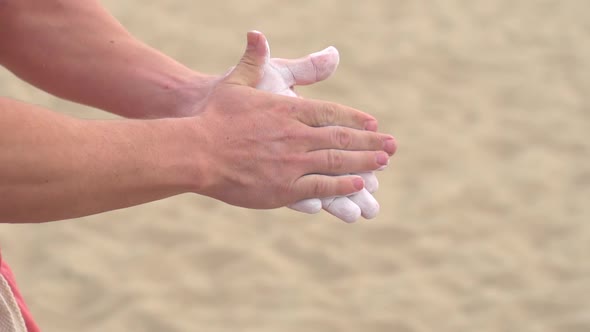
[0,1,395,224]
[0,97,201,223]
[0,0,210,118]
[0,35,392,224]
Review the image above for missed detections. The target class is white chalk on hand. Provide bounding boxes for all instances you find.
[288,198,322,214]
[349,188,380,219]
[359,172,379,194]
[321,196,362,223]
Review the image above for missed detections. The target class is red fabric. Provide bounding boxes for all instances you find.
[0,252,41,332]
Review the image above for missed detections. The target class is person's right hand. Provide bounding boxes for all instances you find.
[189,31,396,210]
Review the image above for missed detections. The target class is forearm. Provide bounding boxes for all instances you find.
[0,0,214,118]
[0,97,201,223]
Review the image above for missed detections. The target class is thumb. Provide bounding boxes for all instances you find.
[271,46,340,86]
[223,30,269,87]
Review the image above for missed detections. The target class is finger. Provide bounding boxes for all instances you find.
[280,88,298,97]
[348,188,380,219]
[271,46,340,86]
[294,99,378,131]
[321,196,361,223]
[223,30,269,87]
[288,198,322,214]
[358,172,379,193]
[291,174,364,201]
[306,126,396,155]
[303,150,389,175]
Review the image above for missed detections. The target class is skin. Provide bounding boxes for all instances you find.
[0,0,396,223]
[251,37,383,222]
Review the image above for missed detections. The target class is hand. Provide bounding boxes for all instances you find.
[190,31,395,210]
[248,32,387,222]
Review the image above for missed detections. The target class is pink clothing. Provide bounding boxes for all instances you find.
[0,252,40,332]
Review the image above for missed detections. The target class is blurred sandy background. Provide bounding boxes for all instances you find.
[1,0,590,331]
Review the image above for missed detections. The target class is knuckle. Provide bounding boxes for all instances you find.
[298,127,314,143]
[312,179,329,197]
[284,127,313,152]
[285,151,305,168]
[332,127,352,149]
[320,103,337,125]
[283,126,299,142]
[240,54,259,68]
[326,150,344,171]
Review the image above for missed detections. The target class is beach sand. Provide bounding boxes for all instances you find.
[1,0,589,331]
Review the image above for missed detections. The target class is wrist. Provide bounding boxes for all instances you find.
[86,116,207,197]
[165,116,212,194]
[142,117,205,194]
[164,71,220,118]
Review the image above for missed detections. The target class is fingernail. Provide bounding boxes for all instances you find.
[353,177,364,191]
[364,120,378,131]
[247,30,261,50]
[376,152,389,166]
[384,137,397,155]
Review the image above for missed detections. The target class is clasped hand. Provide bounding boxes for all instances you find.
[252,32,388,222]
[191,31,396,222]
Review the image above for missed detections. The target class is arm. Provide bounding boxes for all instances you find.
[0,34,393,224]
[0,97,200,223]
[0,0,210,118]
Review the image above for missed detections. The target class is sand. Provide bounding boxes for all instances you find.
[1,0,589,331]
